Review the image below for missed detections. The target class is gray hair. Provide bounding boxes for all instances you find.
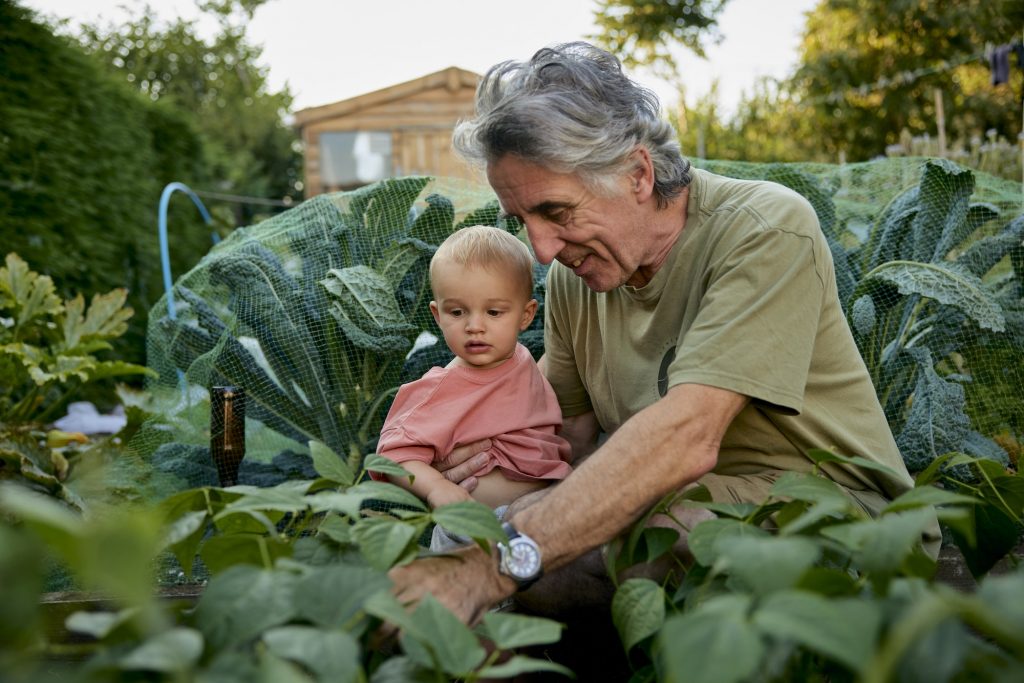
[453,42,691,208]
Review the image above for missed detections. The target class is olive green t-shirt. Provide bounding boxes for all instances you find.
[543,168,916,504]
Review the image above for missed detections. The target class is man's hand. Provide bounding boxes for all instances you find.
[388,545,515,626]
[433,439,493,492]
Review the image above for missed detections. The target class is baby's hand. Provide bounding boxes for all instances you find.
[427,485,473,509]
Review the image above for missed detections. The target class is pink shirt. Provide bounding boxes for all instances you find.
[372,343,572,482]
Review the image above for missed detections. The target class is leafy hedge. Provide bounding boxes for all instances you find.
[0,2,213,368]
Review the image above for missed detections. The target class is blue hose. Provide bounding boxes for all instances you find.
[158,182,216,320]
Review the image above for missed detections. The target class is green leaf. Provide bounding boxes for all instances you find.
[263,626,360,683]
[363,452,413,480]
[66,608,137,640]
[321,265,416,334]
[431,501,504,546]
[118,627,204,673]
[199,534,292,575]
[806,448,901,477]
[712,535,821,596]
[0,253,62,332]
[316,515,353,544]
[368,655,434,682]
[351,516,420,570]
[883,485,977,513]
[409,193,455,246]
[293,565,391,629]
[683,500,759,519]
[61,288,134,351]
[770,471,853,506]
[162,510,207,578]
[820,507,936,575]
[612,578,666,652]
[857,260,1004,332]
[687,518,769,567]
[309,439,355,486]
[401,594,486,676]
[896,347,971,472]
[348,481,429,511]
[752,590,882,673]
[479,612,564,650]
[0,482,83,552]
[658,594,763,683]
[195,565,298,651]
[222,484,311,514]
[476,655,575,679]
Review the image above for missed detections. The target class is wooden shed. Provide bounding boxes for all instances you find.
[293,67,482,197]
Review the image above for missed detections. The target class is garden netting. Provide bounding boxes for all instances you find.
[121,157,1023,505]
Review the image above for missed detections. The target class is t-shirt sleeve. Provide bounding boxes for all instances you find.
[543,265,593,418]
[668,223,825,414]
[368,379,439,481]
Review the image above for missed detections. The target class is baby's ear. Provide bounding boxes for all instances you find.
[520,299,538,330]
[429,301,440,324]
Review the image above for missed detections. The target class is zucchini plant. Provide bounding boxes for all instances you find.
[608,450,1024,683]
[0,447,570,681]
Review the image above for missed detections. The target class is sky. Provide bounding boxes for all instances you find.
[24,0,817,118]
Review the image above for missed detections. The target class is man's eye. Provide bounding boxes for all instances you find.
[547,209,570,225]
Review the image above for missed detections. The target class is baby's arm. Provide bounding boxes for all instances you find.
[389,460,473,508]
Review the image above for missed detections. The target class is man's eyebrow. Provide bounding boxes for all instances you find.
[502,201,571,220]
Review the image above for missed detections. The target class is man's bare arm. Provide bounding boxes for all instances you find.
[389,383,749,623]
[512,382,748,572]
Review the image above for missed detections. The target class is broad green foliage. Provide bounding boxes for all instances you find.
[1,253,153,425]
[590,0,730,72]
[837,160,1023,474]
[74,0,301,222]
[710,159,1023,478]
[0,445,567,681]
[147,177,515,491]
[0,3,214,367]
[793,0,1024,163]
[610,453,1024,682]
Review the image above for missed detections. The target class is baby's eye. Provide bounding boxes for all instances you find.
[487,309,503,317]
[449,309,463,317]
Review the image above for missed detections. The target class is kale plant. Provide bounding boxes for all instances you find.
[152,178,517,479]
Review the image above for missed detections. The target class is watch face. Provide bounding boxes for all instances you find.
[507,537,541,579]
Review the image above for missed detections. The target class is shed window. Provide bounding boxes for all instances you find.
[319,131,392,189]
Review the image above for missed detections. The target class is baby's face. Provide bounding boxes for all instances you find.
[429,262,536,370]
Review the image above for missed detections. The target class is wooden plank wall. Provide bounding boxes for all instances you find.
[302,85,479,195]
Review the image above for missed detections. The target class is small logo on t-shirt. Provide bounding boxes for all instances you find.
[657,345,676,397]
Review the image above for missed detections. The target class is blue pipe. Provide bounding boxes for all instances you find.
[158,182,216,320]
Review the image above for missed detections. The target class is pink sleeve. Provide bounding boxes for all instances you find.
[368,375,442,481]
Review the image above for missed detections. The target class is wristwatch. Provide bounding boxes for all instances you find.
[497,521,543,591]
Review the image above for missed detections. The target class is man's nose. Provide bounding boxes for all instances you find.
[524,221,564,265]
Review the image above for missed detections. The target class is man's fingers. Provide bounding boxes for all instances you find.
[436,439,492,472]
[442,455,489,484]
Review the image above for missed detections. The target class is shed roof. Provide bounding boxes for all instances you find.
[293,66,480,129]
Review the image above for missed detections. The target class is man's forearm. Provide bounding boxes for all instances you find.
[510,383,749,572]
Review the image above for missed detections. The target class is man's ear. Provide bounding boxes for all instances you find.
[629,146,655,203]
[520,299,538,331]
[429,301,441,324]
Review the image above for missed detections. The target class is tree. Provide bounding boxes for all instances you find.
[0,1,213,370]
[792,0,1024,161]
[590,0,731,75]
[75,0,301,223]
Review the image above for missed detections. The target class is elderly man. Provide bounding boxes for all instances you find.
[390,41,934,643]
